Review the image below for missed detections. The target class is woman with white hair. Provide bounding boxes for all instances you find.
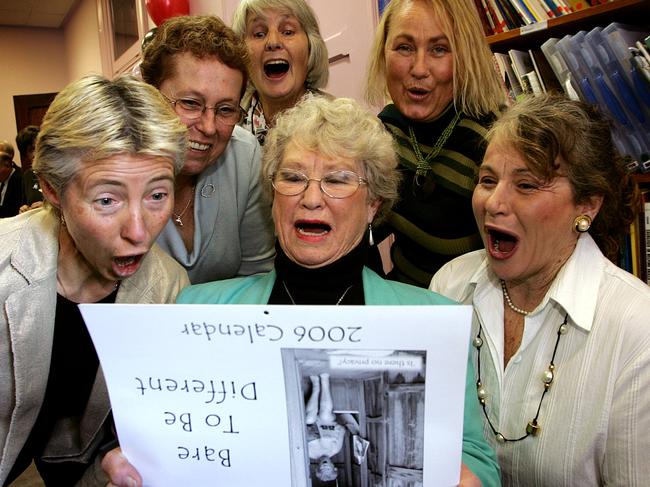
[232,0,330,144]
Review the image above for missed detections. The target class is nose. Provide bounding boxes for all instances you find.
[194,108,218,136]
[410,49,430,79]
[299,179,325,209]
[483,182,510,216]
[121,205,148,245]
[265,29,281,51]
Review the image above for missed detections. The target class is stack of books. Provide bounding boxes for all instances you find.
[474,0,614,35]
[474,0,613,36]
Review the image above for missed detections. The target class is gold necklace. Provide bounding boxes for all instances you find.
[282,281,353,306]
[173,186,195,227]
[408,111,461,197]
[474,313,569,442]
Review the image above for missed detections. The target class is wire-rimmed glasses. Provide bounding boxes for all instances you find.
[271,168,368,199]
[161,93,244,126]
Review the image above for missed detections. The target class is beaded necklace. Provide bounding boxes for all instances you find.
[474,313,569,442]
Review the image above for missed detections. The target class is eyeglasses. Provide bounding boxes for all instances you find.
[161,93,244,126]
[271,168,368,199]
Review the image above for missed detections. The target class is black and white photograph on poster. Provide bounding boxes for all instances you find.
[79,303,473,486]
[282,348,426,487]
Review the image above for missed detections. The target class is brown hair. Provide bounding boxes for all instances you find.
[487,93,641,261]
[140,15,250,98]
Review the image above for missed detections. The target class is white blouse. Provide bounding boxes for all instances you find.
[430,234,650,486]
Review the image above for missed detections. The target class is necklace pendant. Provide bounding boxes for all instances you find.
[174,215,183,227]
[526,421,541,436]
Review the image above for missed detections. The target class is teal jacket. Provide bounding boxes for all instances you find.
[178,267,500,485]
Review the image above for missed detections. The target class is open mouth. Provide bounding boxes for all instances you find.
[488,229,518,255]
[407,87,430,97]
[296,220,331,237]
[113,254,144,276]
[264,60,290,79]
[189,140,211,152]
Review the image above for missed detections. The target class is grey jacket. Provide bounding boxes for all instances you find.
[156,126,275,284]
[0,208,189,485]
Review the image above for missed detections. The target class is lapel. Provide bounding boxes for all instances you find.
[2,210,58,478]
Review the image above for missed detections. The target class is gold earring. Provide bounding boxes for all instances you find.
[574,215,591,233]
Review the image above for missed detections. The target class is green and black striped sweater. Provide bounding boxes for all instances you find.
[374,103,494,287]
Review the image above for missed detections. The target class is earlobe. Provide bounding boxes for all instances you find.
[367,198,382,223]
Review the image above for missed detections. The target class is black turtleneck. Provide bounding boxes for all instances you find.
[269,240,367,305]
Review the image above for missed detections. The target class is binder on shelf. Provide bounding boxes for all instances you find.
[529,48,564,92]
[540,38,581,100]
[494,52,524,100]
[585,27,650,125]
[509,49,544,95]
[555,32,650,166]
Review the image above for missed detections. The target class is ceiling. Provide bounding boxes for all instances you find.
[0,0,78,29]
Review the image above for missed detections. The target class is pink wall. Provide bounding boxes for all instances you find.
[0,27,68,164]
[0,0,103,166]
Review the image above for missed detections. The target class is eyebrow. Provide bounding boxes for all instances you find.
[92,174,174,188]
[391,33,449,44]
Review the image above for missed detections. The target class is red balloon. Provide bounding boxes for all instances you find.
[145,0,189,26]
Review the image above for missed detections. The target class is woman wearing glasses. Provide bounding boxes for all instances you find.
[103,96,499,487]
[139,15,275,284]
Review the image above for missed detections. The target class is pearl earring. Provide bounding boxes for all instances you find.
[574,215,591,233]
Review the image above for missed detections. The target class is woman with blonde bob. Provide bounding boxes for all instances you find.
[232,0,330,144]
[0,74,189,485]
[365,0,506,287]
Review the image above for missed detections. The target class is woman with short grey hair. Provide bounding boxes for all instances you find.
[232,0,330,144]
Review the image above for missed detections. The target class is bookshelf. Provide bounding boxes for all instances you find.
[478,0,650,279]
[485,0,650,51]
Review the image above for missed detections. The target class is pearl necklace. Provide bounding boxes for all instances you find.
[173,186,195,227]
[282,281,353,306]
[474,313,569,442]
[500,279,532,315]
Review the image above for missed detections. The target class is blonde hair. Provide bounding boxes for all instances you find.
[232,0,329,89]
[262,96,400,223]
[34,74,187,196]
[365,0,505,118]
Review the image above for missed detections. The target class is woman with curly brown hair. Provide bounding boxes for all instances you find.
[140,15,275,284]
[431,93,650,486]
